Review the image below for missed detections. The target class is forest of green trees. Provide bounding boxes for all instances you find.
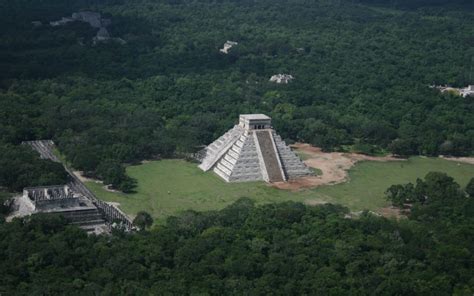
[0,1,473,293]
[0,0,473,190]
[0,173,473,294]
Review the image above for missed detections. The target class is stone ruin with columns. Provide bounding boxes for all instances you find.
[10,140,135,234]
[198,114,312,182]
[9,185,108,234]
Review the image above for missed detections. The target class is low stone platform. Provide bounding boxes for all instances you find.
[8,185,108,234]
[22,140,134,232]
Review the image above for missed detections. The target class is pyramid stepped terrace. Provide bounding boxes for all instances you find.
[198,114,312,182]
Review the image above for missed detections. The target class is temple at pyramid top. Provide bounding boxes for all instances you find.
[198,114,312,183]
[239,114,271,130]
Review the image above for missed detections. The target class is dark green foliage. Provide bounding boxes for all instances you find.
[352,142,380,156]
[1,182,473,294]
[96,159,135,193]
[0,1,472,293]
[385,183,416,207]
[0,144,68,192]
[388,138,418,157]
[465,178,474,197]
[133,211,153,230]
[0,191,11,222]
[385,171,464,208]
[0,0,473,186]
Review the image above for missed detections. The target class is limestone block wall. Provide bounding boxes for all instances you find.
[199,125,243,171]
[272,132,312,178]
[213,133,263,182]
[200,121,311,183]
[35,198,81,211]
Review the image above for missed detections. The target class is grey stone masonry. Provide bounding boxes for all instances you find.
[272,132,312,178]
[214,132,264,182]
[22,140,134,232]
[199,114,312,183]
[199,125,244,172]
[255,131,285,182]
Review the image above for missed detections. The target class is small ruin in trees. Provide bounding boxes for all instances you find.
[431,84,474,98]
[219,41,238,54]
[269,74,294,84]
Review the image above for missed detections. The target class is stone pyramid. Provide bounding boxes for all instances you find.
[198,114,312,182]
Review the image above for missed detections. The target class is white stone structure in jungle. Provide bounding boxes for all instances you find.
[431,84,474,98]
[269,74,294,84]
[219,41,238,54]
[198,114,312,183]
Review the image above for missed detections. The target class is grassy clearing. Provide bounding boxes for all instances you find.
[86,157,474,222]
[86,160,314,222]
[314,157,474,210]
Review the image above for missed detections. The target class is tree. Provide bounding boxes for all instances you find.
[421,172,462,203]
[386,172,464,208]
[97,160,125,186]
[385,183,415,207]
[95,159,137,193]
[133,211,153,230]
[466,178,474,197]
[0,145,68,192]
[389,139,417,157]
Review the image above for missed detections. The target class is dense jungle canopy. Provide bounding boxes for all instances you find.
[0,1,474,294]
[1,174,474,294]
[1,0,473,190]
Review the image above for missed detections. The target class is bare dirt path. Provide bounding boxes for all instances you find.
[440,156,474,165]
[72,171,124,194]
[272,143,403,191]
[72,171,102,183]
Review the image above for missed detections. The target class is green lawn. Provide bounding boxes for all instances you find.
[86,157,474,222]
[314,157,474,210]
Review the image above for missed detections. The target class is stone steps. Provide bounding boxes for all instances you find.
[255,131,285,182]
[48,208,107,230]
[213,132,261,182]
[200,123,311,183]
[199,125,243,171]
[272,132,312,179]
[72,219,106,226]
[56,209,105,222]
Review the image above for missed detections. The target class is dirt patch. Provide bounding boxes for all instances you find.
[272,143,403,191]
[376,206,406,219]
[440,156,474,165]
[73,171,102,183]
[106,201,121,207]
[103,184,122,193]
[73,171,125,194]
[303,199,328,206]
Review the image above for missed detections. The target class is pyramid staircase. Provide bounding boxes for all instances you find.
[198,125,244,172]
[255,131,285,182]
[272,132,313,178]
[214,130,263,182]
[199,114,312,183]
